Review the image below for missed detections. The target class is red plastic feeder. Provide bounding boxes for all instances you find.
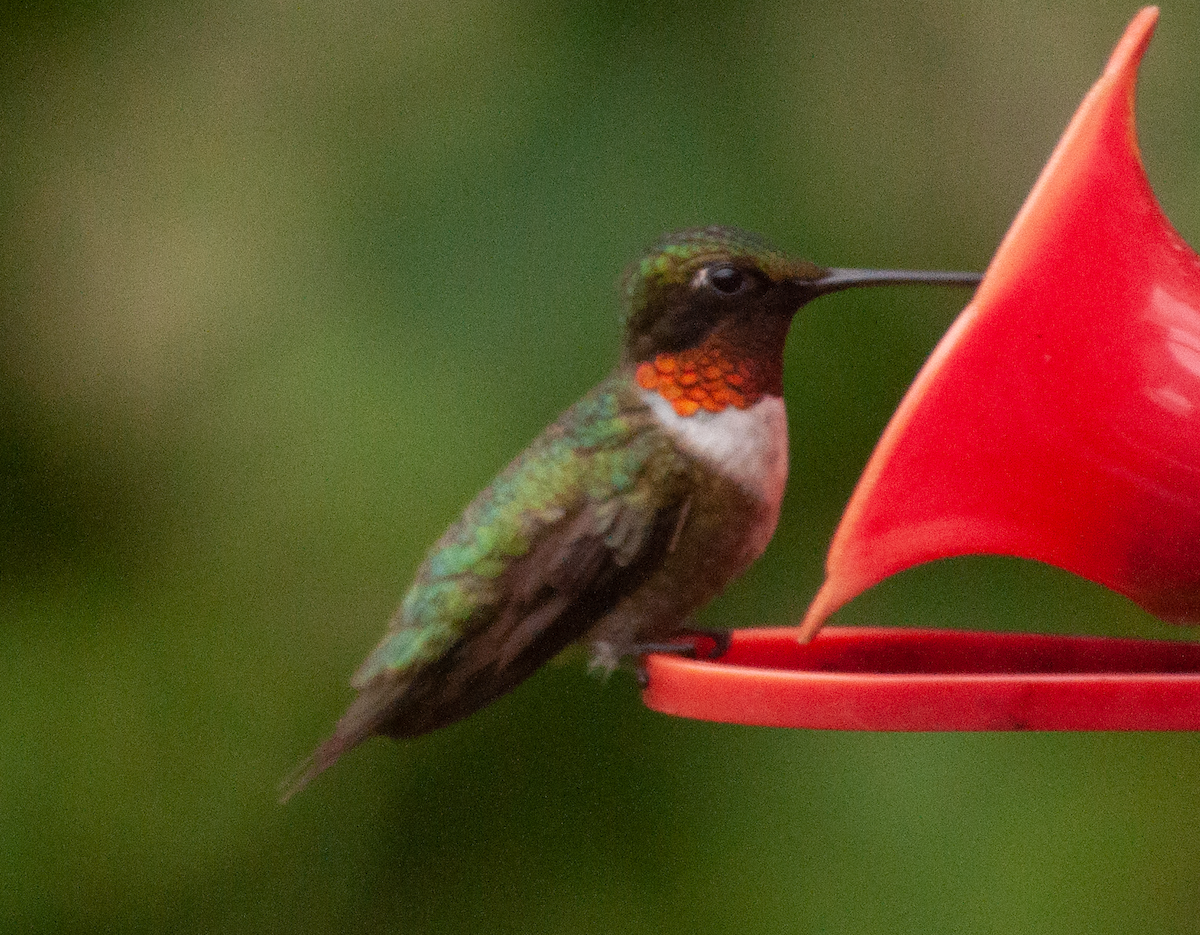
[642,628,1200,731]
[643,7,1200,731]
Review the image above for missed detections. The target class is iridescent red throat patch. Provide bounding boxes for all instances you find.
[635,337,762,417]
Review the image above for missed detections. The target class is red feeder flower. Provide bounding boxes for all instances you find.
[643,7,1200,731]
[802,5,1199,635]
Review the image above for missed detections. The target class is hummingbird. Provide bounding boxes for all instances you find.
[283,226,980,798]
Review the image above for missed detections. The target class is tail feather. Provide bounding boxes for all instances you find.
[278,678,406,803]
[278,734,355,803]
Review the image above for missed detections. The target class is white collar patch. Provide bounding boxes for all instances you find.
[641,389,789,505]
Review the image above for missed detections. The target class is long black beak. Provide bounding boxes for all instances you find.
[809,267,983,297]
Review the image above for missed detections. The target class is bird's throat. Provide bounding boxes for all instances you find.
[634,333,781,418]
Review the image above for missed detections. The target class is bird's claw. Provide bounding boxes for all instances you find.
[628,628,731,661]
[686,627,732,660]
[628,628,731,689]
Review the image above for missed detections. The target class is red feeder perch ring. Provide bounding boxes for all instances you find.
[643,8,1200,731]
[642,627,1200,731]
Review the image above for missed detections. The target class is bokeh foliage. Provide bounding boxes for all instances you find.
[4,1,1200,932]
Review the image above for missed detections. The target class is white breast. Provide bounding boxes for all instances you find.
[641,389,789,508]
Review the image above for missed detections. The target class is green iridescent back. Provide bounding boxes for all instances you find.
[353,372,672,685]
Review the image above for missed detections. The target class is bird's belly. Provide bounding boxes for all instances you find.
[589,392,790,653]
[639,388,788,562]
[586,480,778,658]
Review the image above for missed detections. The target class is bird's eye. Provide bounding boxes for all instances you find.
[707,265,748,295]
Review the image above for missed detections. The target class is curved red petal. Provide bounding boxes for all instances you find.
[800,8,1200,637]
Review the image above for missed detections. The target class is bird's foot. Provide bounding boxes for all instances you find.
[631,628,730,660]
[679,627,732,661]
[622,628,732,689]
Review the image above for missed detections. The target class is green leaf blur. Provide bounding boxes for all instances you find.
[4,1,1200,932]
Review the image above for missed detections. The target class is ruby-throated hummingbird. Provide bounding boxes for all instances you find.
[284,226,980,797]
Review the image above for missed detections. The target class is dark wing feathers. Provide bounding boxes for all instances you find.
[377,492,688,738]
[281,480,687,800]
[280,379,689,800]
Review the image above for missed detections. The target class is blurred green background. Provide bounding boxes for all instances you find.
[5,1,1200,932]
